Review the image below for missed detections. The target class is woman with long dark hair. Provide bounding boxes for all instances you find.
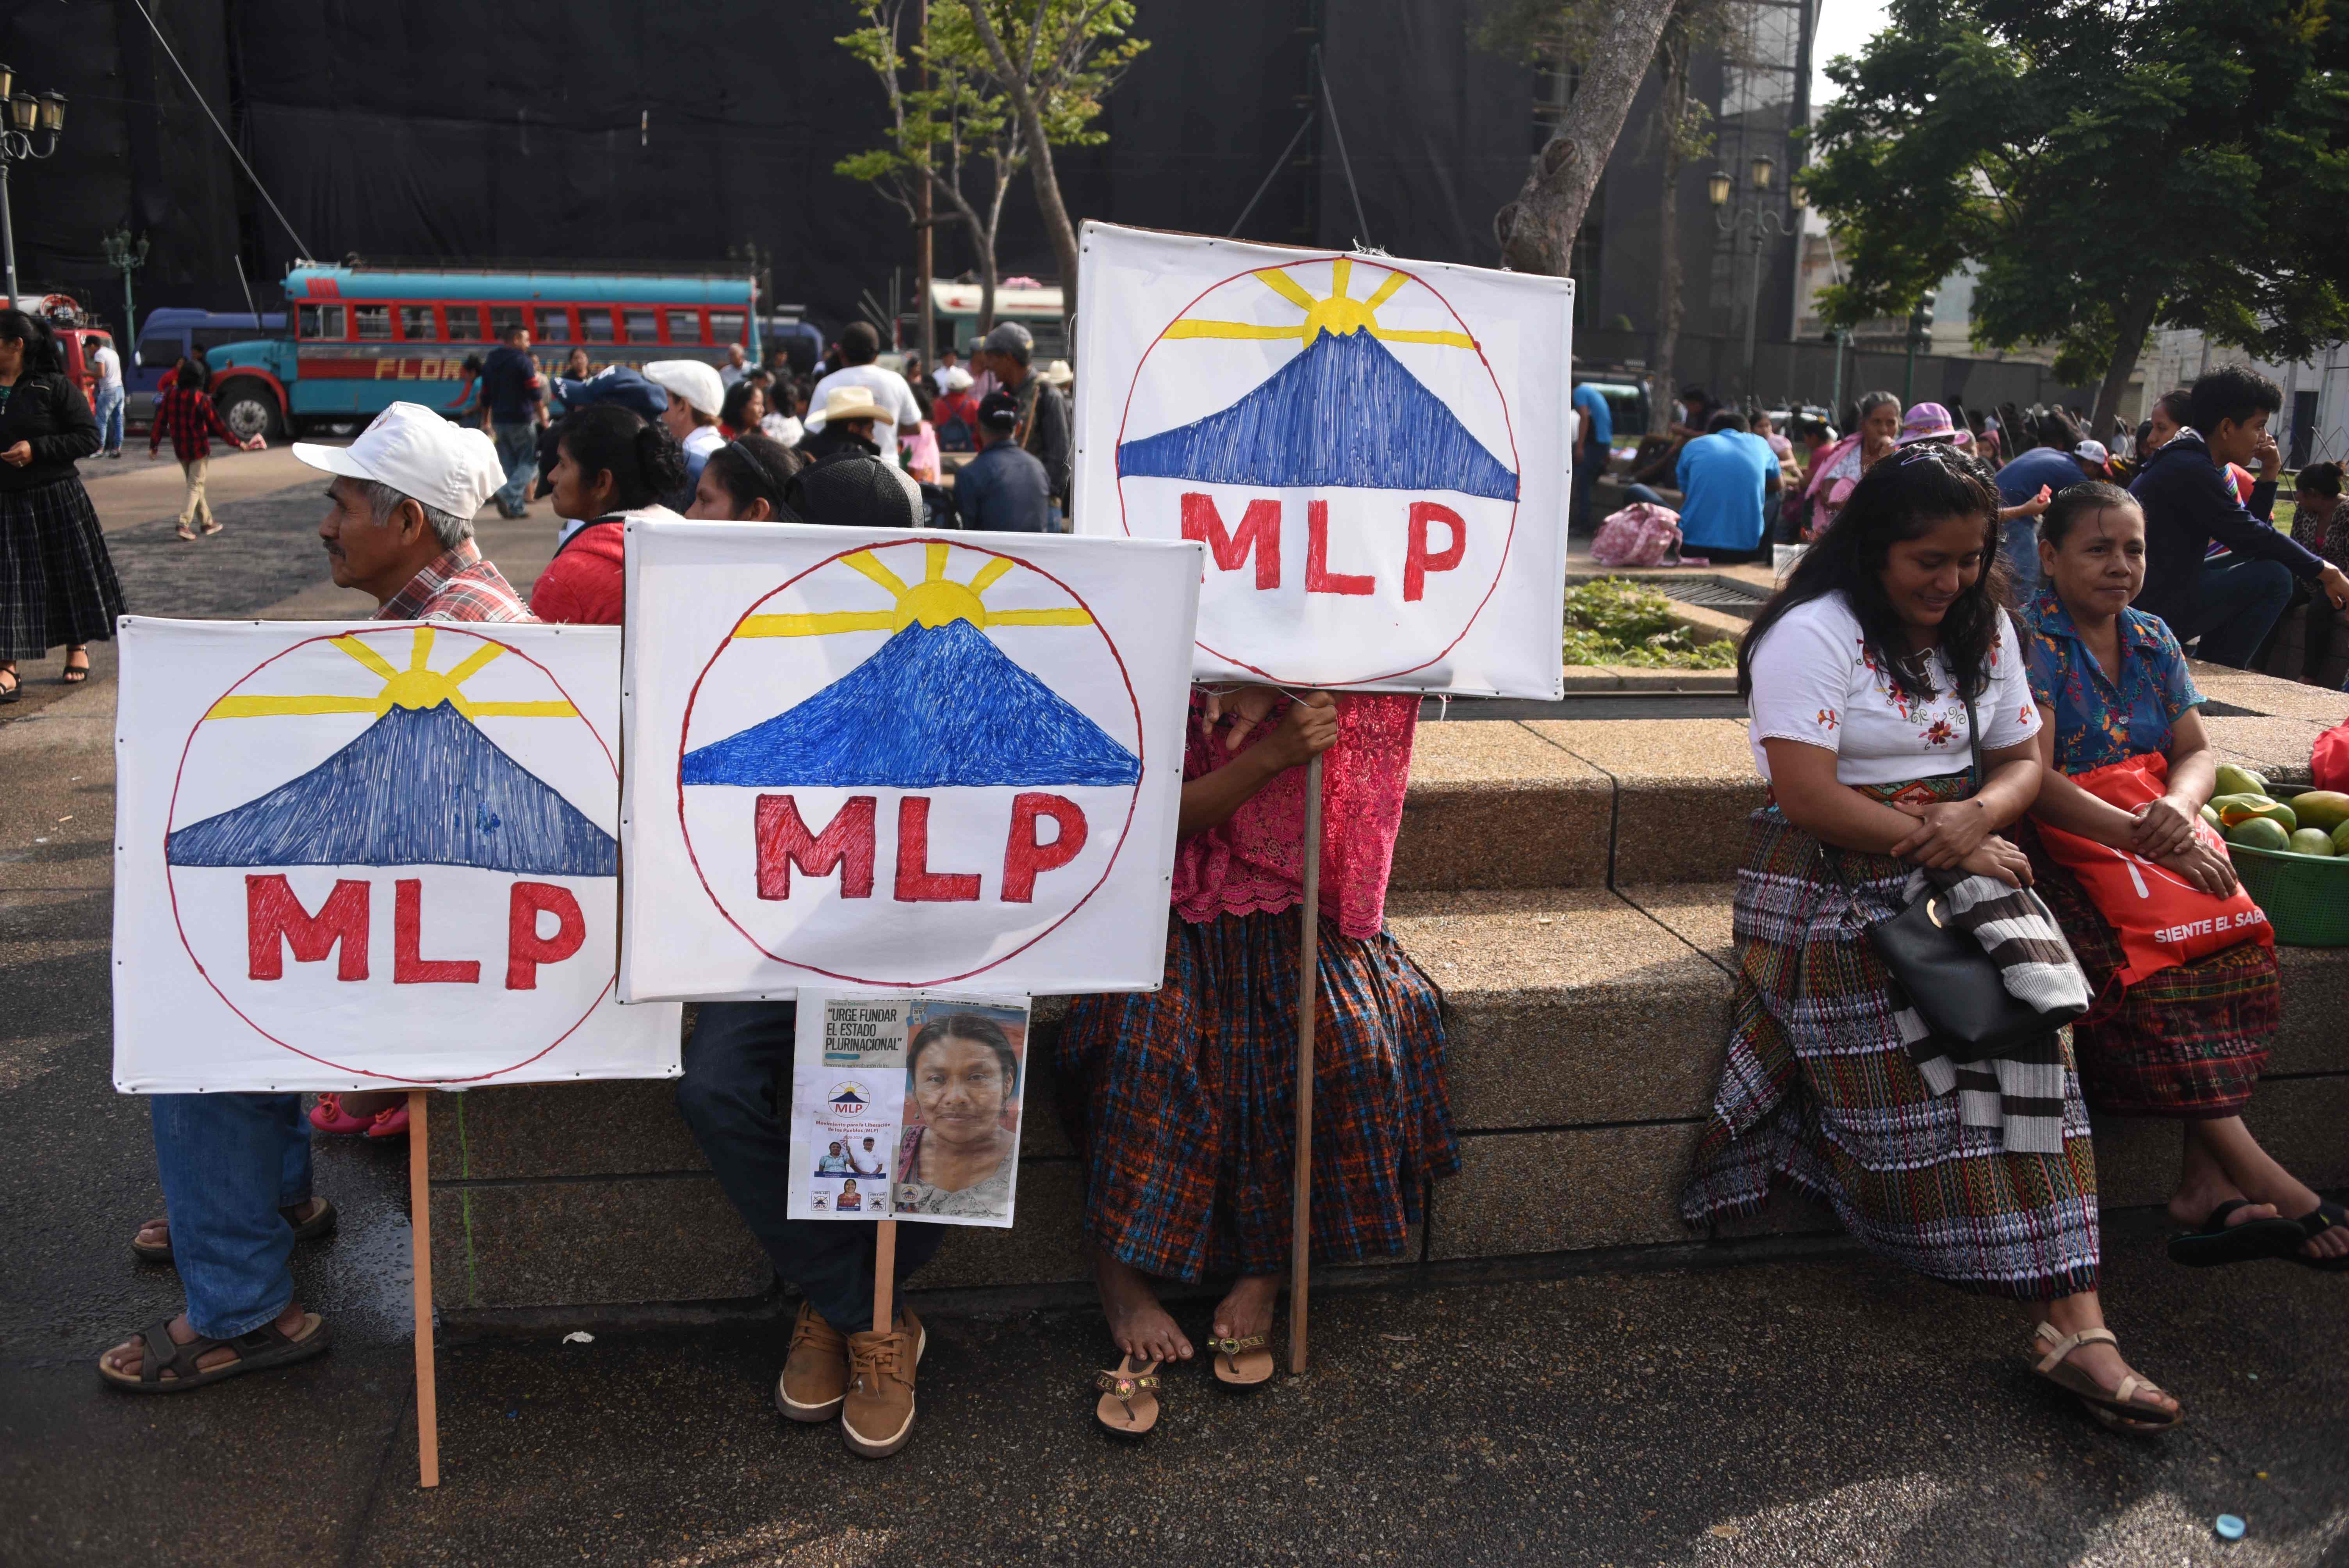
[0,308,116,699]
[686,433,802,522]
[525,403,687,625]
[1682,444,2182,1434]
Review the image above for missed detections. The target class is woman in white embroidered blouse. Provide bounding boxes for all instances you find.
[1682,443,2181,1434]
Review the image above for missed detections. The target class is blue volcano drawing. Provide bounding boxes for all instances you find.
[683,617,1142,788]
[1117,326,1517,500]
[168,699,617,875]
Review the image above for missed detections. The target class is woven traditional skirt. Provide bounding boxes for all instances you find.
[2019,825,2278,1119]
[1056,909,1458,1282]
[1681,778,2102,1300]
[0,474,124,659]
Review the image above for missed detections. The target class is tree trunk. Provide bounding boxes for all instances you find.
[1649,39,1691,436]
[2091,284,2162,437]
[962,0,1083,320]
[1494,0,1680,276]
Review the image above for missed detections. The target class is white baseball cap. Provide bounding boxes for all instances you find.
[2074,439,2111,467]
[292,402,505,519]
[643,358,726,417]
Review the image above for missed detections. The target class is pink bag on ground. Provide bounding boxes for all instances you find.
[1591,501,1682,568]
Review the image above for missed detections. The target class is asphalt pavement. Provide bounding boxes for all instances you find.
[2,463,2345,1567]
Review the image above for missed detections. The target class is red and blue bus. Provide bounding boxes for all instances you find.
[201,265,761,440]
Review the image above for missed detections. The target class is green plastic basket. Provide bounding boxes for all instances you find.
[2225,839,2349,947]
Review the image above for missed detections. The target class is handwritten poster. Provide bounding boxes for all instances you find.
[111,618,680,1093]
[618,520,1199,1000]
[1073,221,1573,698]
[785,992,1029,1228]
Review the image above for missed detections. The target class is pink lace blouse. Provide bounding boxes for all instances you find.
[1170,690,1420,939]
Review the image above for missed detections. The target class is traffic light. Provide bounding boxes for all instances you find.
[1908,291,1937,349]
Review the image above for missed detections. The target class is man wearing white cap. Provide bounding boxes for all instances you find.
[95,401,531,1399]
[296,401,533,624]
[644,358,728,501]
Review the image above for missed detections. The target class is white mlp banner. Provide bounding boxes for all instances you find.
[111,618,681,1094]
[1073,221,1574,698]
[618,520,1199,1000]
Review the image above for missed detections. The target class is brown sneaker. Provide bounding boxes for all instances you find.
[775,1302,850,1423]
[839,1304,925,1458]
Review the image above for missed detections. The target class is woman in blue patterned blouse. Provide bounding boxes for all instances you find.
[2021,482,2345,1270]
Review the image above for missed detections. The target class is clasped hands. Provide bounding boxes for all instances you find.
[1889,798,2031,888]
[2130,794,2238,898]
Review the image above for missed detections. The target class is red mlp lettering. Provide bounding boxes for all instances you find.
[1180,493,1282,589]
[1001,793,1089,903]
[505,882,586,990]
[1305,500,1375,595]
[894,796,981,902]
[246,874,370,981]
[1405,502,1466,602]
[756,794,878,900]
[393,878,480,985]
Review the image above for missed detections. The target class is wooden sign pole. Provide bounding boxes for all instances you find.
[407,1089,441,1489]
[1287,751,1324,1376]
[872,1217,899,1333]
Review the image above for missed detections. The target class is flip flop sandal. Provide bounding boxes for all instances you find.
[2287,1199,2349,1272]
[1206,1333,1274,1387]
[2030,1322,2182,1433]
[0,670,19,704]
[98,1312,330,1393]
[2165,1198,2309,1267]
[1093,1355,1162,1437]
[132,1198,338,1263]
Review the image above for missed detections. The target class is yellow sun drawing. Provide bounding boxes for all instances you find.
[1161,257,1476,349]
[734,541,1094,640]
[201,627,577,721]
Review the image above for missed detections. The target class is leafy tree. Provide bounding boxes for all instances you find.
[837,2,1144,331]
[1805,0,2349,432]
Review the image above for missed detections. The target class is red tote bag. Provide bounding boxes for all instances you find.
[2033,752,2272,987]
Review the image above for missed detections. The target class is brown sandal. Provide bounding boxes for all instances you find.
[1093,1355,1162,1436]
[1206,1332,1274,1387]
[2031,1322,2182,1433]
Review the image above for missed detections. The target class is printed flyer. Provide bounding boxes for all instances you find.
[786,990,1030,1229]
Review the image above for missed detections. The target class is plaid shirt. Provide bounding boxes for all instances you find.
[148,384,241,463]
[372,540,536,623]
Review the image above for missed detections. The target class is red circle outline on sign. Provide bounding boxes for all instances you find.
[1112,255,1524,687]
[674,538,1145,988]
[163,627,620,1086]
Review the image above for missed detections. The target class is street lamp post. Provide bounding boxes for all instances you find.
[102,226,148,345]
[0,68,69,304]
[1708,151,1800,407]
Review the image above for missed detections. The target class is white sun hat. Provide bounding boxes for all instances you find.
[291,401,505,519]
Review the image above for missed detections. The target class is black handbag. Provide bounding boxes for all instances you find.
[1820,688,2083,1052]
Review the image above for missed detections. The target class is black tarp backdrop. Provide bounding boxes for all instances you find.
[6,0,1536,331]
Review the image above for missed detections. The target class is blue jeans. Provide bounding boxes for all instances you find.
[2002,516,2040,603]
[95,385,125,453]
[2185,557,2296,668]
[676,1002,945,1333]
[492,421,538,514]
[150,1094,313,1339]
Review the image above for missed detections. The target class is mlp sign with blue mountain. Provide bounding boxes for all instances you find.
[1117,323,1516,499]
[682,617,1141,788]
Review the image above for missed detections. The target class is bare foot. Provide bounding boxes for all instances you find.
[1096,1253,1191,1363]
[134,1196,326,1253]
[2296,1209,2349,1263]
[2165,1188,2278,1229]
[1212,1273,1279,1346]
[101,1303,310,1381]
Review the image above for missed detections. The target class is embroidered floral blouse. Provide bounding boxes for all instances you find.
[2020,590,2203,775]
[1170,689,1419,940]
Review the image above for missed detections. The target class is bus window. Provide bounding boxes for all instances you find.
[489,306,524,340]
[623,308,658,343]
[665,309,703,344]
[444,305,484,342]
[399,305,437,340]
[710,310,747,345]
[353,305,392,340]
[296,305,346,340]
[580,308,615,343]
[533,307,572,343]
